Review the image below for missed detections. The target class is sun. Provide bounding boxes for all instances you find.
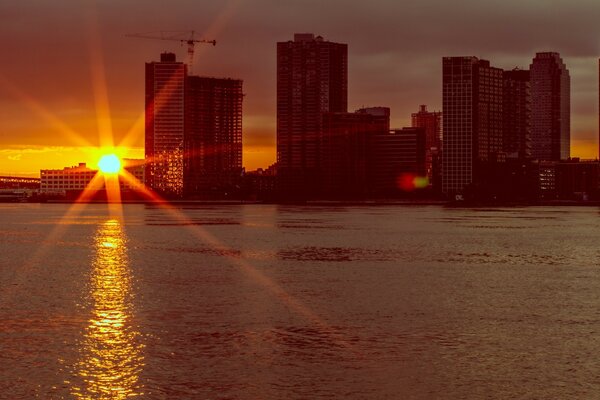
[98,154,122,174]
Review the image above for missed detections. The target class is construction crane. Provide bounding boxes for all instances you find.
[126,30,216,74]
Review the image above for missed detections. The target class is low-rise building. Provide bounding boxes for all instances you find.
[40,160,145,195]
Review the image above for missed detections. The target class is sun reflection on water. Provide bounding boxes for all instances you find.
[71,219,144,399]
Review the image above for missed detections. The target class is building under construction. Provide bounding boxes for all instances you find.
[145,52,243,198]
[184,76,243,198]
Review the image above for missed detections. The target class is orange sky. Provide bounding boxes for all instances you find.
[0,0,598,177]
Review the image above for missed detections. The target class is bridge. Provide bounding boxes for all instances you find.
[0,176,41,190]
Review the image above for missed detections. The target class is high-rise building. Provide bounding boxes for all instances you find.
[442,57,503,196]
[145,52,186,197]
[321,107,390,198]
[145,53,243,198]
[184,76,243,197]
[530,52,570,161]
[277,33,348,198]
[411,105,442,183]
[503,68,531,159]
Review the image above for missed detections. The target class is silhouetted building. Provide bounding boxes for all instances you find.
[146,53,244,199]
[503,69,531,158]
[555,159,600,200]
[369,127,426,196]
[411,105,442,186]
[442,57,503,196]
[277,33,348,198]
[145,52,186,197]
[321,107,390,198]
[538,161,557,199]
[530,52,570,161]
[243,163,277,201]
[185,76,243,198]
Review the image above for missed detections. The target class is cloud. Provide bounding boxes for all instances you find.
[0,0,599,171]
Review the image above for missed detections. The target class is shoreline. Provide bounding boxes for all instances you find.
[5,199,599,207]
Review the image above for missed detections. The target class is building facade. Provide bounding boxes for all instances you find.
[146,52,243,198]
[184,76,243,197]
[369,127,426,196]
[40,161,145,194]
[321,107,390,198]
[442,57,503,196]
[411,104,442,184]
[503,68,531,159]
[276,33,348,198]
[145,52,186,197]
[530,52,570,161]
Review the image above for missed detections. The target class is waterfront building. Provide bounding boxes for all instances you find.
[555,159,600,200]
[369,127,426,196]
[411,105,442,184]
[146,52,243,198]
[145,52,186,197]
[530,52,570,161]
[243,163,277,200]
[184,76,243,198]
[39,160,145,194]
[503,68,531,159]
[321,107,390,198]
[276,33,348,198]
[442,57,503,196]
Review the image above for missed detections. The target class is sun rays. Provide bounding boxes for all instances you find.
[1,4,362,389]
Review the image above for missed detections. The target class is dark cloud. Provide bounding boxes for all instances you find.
[0,0,598,166]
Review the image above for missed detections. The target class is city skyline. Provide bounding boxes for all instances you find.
[1,0,600,177]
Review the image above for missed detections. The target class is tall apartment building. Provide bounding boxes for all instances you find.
[185,76,243,197]
[145,52,186,197]
[442,57,503,196]
[530,52,570,161]
[277,33,348,198]
[321,107,390,198]
[411,105,442,183]
[145,53,243,198]
[503,68,531,159]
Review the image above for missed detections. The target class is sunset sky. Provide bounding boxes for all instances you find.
[0,0,599,177]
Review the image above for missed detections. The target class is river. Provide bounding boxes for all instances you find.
[1,204,599,398]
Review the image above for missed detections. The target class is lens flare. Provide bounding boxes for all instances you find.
[397,173,429,191]
[98,154,121,174]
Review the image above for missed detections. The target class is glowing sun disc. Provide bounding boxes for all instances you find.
[98,154,121,174]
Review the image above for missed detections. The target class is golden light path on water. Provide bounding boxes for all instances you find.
[71,219,144,399]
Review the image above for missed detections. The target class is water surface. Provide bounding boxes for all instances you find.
[1,204,600,398]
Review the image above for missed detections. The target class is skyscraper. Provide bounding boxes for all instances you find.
[411,105,442,183]
[145,53,243,198]
[184,76,243,197]
[145,52,186,197]
[277,33,348,197]
[530,52,570,161]
[503,68,531,159]
[442,57,503,196]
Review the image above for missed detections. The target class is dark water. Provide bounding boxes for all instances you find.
[2,203,600,399]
